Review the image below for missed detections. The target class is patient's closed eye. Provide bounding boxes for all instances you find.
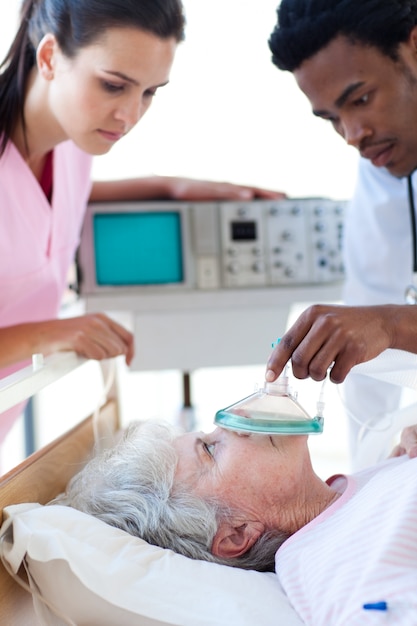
[203,442,216,457]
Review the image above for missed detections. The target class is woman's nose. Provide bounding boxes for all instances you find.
[115,98,144,128]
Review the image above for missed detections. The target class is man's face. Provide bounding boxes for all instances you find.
[294,33,417,178]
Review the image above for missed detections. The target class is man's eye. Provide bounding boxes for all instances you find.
[354,94,369,106]
[204,442,215,457]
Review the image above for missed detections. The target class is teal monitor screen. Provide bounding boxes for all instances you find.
[93,212,184,285]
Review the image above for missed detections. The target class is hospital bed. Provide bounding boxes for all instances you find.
[0,351,416,625]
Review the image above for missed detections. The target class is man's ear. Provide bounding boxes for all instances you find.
[409,25,417,56]
[212,520,265,559]
[36,33,58,80]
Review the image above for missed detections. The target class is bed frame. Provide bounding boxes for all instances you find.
[0,356,119,624]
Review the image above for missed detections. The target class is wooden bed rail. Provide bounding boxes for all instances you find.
[0,352,120,624]
[0,399,119,624]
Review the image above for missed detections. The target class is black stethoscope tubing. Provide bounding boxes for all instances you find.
[407,174,417,273]
[406,174,417,303]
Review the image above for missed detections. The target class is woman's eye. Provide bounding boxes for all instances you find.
[204,442,215,457]
[102,81,124,94]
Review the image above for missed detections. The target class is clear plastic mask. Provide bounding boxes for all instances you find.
[214,369,324,435]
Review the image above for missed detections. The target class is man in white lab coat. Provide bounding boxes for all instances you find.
[266,0,417,465]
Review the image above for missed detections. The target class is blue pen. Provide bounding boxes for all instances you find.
[363,601,388,612]
[364,600,417,613]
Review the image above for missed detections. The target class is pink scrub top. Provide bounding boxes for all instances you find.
[0,139,93,443]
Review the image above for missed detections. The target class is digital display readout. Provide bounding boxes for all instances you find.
[231,221,257,241]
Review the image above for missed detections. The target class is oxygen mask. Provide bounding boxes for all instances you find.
[214,360,326,436]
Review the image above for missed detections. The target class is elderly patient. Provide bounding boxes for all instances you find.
[55,422,417,626]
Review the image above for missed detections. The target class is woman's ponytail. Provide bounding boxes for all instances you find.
[0,0,39,155]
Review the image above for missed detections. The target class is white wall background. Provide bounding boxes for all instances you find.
[0,1,354,475]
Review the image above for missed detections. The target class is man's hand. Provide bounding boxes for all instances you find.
[265,304,397,384]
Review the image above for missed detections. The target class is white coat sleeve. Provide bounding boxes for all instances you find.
[343,157,412,305]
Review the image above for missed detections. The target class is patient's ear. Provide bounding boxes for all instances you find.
[212,520,264,559]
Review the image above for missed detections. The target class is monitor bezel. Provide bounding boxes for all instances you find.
[77,201,195,295]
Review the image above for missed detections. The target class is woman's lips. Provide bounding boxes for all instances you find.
[97,129,124,142]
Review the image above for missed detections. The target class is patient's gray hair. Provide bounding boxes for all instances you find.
[52,421,288,572]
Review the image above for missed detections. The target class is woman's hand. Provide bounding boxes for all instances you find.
[40,314,135,365]
[0,314,134,369]
[90,176,286,202]
[390,426,417,459]
[165,178,286,201]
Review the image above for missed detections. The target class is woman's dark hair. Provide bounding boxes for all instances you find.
[0,0,186,155]
[269,0,417,72]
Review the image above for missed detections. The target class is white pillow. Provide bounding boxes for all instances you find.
[1,503,304,626]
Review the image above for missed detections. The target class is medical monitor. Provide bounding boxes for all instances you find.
[77,198,347,296]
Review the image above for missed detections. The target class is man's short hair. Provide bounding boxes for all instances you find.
[269,0,417,72]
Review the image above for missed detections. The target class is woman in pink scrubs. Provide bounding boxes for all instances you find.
[0,0,282,445]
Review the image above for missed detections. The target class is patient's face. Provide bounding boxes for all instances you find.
[173,428,310,527]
